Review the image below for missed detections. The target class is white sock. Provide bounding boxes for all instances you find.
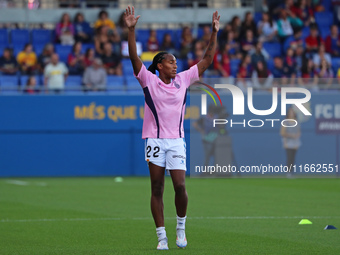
[176,215,186,231]
[156,227,167,242]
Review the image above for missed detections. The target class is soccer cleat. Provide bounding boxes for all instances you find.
[157,238,169,250]
[176,230,187,248]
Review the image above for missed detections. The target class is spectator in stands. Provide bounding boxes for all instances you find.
[272,56,288,86]
[272,56,285,78]
[117,11,129,41]
[55,13,75,45]
[83,58,107,91]
[218,23,231,46]
[241,29,256,55]
[225,31,240,58]
[313,44,332,67]
[180,26,194,59]
[291,0,315,27]
[187,41,204,68]
[147,29,160,52]
[286,28,304,53]
[74,12,93,43]
[94,10,116,30]
[316,58,334,88]
[17,43,37,75]
[94,26,118,55]
[298,58,318,89]
[252,61,274,90]
[295,45,305,73]
[305,24,323,55]
[257,12,278,42]
[44,53,68,92]
[0,48,18,75]
[67,41,85,75]
[240,11,257,40]
[101,42,122,75]
[200,25,212,47]
[284,47,297,84]
[325,24,340,57]
[250,41,270,69]
[230,16,242,41]
[277,9,294,42]
[160,33,177,56]
[84,48,95,67]
[23,76,38,94]
[37,43,54,74]
[236,54,252,91]
[274,0,303,28]
[214,43,231,78]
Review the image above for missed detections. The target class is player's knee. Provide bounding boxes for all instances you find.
[151,181,163,197]
[174,183,186,196]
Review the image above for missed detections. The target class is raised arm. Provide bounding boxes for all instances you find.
[124,6,143,76]
[197,11,220,76]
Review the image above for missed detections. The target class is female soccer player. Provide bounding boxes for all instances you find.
[124,6,220,250]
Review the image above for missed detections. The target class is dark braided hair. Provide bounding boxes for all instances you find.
[148,51,168,74]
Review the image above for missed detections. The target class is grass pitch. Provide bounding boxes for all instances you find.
[1,177,340,255]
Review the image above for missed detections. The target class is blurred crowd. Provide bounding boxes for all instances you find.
[0,0,340,93]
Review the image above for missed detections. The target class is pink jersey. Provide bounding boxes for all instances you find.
[135,64,199,139]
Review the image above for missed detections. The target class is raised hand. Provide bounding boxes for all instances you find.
[212,11,220,32]
[124,6,141,29]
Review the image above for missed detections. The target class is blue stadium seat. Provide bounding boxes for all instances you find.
[283,36,294,52]
[0,75,19,86]
[315,12,334,28]
[125,75,140,89]
[55,44,72,63]
[322,0,332,11]
[33,43,45,55]
[230,59,240,77]
[31,29,52,45]
[0,29,9,45]
[254,12,262,25]
[12,44,25,56]
[136,29,149,50]
[122,59,134,75]
[319,26,331,39]
[20,75,42,86]
[176,59,184,72]
[263,42,282,58]
[0,90,21,95]
[107,75,125,90]
[267,59,274,72]
[301,26,310,39]
[11,29,30,45]
[331,58,340,73]
[65,75,82,87]
[82,43,95,53]
[0,45,8,55]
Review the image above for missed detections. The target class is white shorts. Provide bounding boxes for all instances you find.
[145,138,187,171]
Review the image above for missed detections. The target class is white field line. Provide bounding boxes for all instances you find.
[5,180,29,186]
[4,180,47,186]
[1,216,339,223]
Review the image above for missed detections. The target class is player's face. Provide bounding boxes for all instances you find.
[159,54,177,79]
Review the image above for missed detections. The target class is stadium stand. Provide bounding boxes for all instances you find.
[0,0,338,93]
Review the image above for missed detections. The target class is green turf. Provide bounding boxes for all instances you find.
[0,177,339,255]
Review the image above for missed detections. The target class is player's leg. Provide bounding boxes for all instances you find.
[146,137,169,250]
[149,163,168,250]
[149,162,166,227]
[170,170,188,248]
[170,170,188,217]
